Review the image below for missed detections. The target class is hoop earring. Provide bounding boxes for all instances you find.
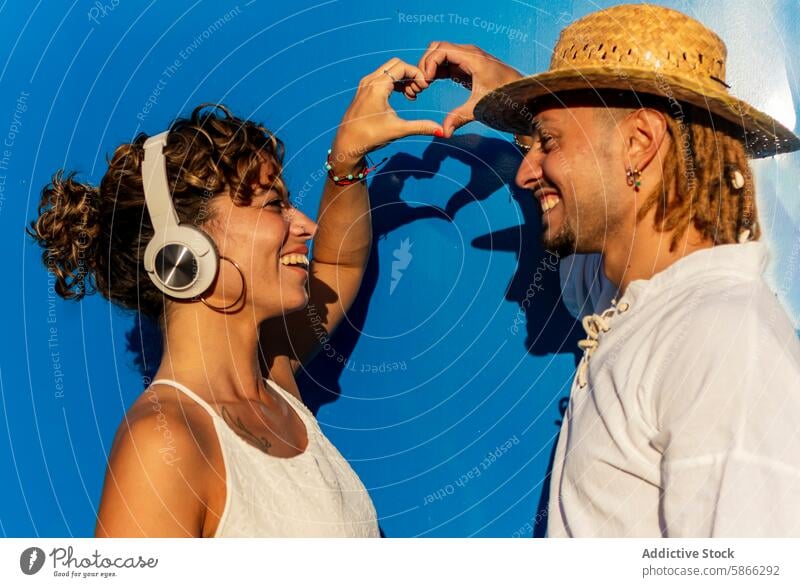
[199,256,246,312]
[626,166,641,192]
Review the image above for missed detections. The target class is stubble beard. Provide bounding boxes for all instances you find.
[541,216,578,257]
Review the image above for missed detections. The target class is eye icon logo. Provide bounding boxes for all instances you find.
[19,547,46,575]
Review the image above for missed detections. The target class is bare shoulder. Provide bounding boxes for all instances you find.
[122,384,221,452]
[95,387,220,537]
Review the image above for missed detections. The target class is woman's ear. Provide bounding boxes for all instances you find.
[621,108,668,172]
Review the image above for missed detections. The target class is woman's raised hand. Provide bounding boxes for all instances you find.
[331,58,443,169]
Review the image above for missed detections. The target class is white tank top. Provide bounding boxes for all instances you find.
[151,377,380,537]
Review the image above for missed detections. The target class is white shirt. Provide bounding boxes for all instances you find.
[547,242,800,537]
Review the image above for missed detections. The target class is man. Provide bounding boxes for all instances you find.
[412,4,800,536]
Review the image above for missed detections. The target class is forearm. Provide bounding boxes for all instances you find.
[311,144,372,269]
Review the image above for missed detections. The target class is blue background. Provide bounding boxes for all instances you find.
[2,0,799,537]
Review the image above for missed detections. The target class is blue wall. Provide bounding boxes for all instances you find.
[2,0,799,537]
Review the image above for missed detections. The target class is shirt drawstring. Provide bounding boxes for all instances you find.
[575,298,630,389]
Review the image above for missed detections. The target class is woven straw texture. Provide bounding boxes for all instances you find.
[474,4,800,158]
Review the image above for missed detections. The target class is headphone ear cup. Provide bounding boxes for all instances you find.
[186,228,219,298]
[143,225,219,299]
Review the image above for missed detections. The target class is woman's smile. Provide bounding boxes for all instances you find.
[279,245,310,274]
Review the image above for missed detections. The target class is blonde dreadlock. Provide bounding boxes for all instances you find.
[638,105,759,251]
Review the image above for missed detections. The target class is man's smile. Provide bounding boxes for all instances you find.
[534,189,562,214]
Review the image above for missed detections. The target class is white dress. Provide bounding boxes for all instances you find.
[150,377,380,537]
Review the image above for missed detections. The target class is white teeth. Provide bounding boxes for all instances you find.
[540,194,561,213]
[280,253,309,267]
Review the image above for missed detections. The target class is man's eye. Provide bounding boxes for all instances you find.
[539,136,557,153]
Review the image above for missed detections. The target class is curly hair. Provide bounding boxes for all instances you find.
[28,104,286,318]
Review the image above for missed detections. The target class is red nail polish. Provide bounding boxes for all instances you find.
[434,128,444,137]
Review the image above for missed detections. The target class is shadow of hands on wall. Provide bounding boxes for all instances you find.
[297,134,581,414]
[411,134,582,361]
[294,147,452,413]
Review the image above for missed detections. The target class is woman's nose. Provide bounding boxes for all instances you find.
[288,207,318,239]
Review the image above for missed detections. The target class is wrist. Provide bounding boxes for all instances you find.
[331,134,368,167]
[325,149,367,185]
[327,153,366,177]
[324,147,386,186]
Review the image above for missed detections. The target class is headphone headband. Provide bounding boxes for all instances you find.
[142,131,180,232]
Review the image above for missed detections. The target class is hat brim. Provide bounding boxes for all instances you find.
[474,65,800,159]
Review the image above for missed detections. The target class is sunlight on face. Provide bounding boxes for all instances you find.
[516,106,627,256]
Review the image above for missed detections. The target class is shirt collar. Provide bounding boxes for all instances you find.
[619,241,769,307]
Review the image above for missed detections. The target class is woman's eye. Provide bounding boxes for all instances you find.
[262,198,286,209]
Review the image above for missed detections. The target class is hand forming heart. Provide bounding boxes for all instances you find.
[332,44,523,169]
[331,57,444,168]
[415,41,523,138]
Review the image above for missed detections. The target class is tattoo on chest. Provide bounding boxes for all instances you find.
[221,406,272,451]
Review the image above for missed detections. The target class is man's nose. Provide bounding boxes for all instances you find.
[515,149,545,191]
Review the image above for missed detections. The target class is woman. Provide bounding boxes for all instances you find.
[29,58,442,537]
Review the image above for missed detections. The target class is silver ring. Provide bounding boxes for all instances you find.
[383,69,398,83]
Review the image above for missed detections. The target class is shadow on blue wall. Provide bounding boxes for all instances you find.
[295,135,581,403]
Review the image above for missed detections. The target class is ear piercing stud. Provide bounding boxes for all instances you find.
[626,167,641,191]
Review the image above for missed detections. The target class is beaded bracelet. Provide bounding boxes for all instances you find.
[324,149,387,186]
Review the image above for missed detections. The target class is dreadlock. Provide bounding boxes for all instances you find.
[637,102,759,251]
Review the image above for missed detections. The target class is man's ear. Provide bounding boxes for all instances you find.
[621,108,668,172]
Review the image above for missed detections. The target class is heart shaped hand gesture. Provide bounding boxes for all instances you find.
[331,58,445,170]
[414,42,523,138]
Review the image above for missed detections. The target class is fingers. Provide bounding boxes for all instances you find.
[417,41,441,79]
[345,58,443,147]
[358,57,400,93]
[395,118,444,139]
[404,80,424,101]
[372,59,430,100]
[418,41,477,81]
[442,101,476,138]
[371,56,401,77]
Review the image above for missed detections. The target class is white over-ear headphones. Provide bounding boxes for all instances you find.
[141,131,219,299]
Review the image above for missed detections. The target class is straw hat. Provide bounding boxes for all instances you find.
[474,4,800,158]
